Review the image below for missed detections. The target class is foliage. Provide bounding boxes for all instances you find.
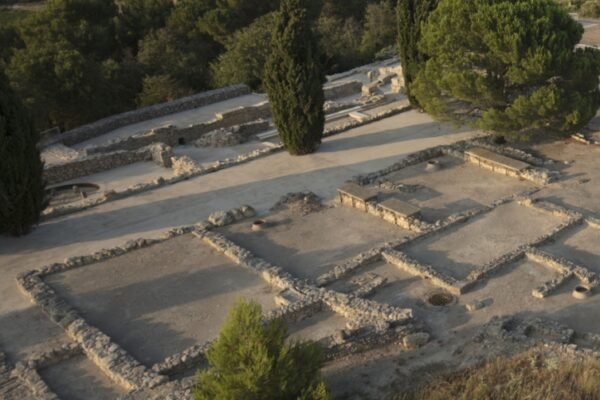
[396,0,439,106]
[210,13,275,90]
[265,0,325,155]
[317,15,365,73]
[361,1,397,57]
[136,74,191,107]
[580,0,600,17]
[0,70,45,236]
[5,0,139,130]
[397,350,600,400]
[412,0,600,140]
[0,0,388,132]
[194,299,330,400]
[200,0,279,45]
[115,0,173,52]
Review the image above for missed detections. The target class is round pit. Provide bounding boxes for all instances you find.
[572,285,592,300]
[251,219,267,231]
[425,160,441,172]
[427,292,455,307]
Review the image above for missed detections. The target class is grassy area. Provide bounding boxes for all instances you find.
[396,350,600,400]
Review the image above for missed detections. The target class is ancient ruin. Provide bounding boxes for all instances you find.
[3,56,600,399]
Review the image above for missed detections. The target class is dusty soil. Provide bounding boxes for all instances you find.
[39,356,125,400]
[45,234,277,366]
[219,206,412,281]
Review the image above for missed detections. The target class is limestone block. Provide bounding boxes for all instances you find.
[403,332,430,349]
[208,211,234,227]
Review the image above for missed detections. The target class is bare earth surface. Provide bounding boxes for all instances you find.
[6,87,600,400]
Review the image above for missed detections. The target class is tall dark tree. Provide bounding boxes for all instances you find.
[396,0,438,106]
[0,71,45,236]
[265,0,325,155]
[412,0,600,140]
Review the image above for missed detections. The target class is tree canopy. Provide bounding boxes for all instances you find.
[412,0,600,139]
[396,0,439,106]
[0,0,396,131]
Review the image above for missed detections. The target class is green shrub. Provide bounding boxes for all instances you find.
[194,299,330,400]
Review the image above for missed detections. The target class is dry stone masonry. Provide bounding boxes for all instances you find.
[42,84,251,147]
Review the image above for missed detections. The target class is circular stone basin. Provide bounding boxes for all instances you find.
[427,292,455,307]
[572,285,592,300]
[425,160,441,172]
[251,219,267,231]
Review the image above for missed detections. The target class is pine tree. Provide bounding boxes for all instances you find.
[265,0,325,156]
[412,0,600,139]
[396,0,439,106]
[0,70,45,236]
[194,299,331,400]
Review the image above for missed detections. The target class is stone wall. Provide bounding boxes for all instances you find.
[44,144,173,185]
[215,101,271,125]
[85,109,272,155]
[41,85,251,148]
[195,120,270,147]
[324,80,363,100]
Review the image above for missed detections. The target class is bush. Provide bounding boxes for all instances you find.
[580,0,600,17]
[194,299,330,400]
[398,350,600,400]
[136,74,191,107]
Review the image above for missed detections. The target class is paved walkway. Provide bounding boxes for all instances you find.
[0,109,479,369]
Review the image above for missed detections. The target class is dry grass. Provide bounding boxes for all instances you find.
[396,350,600,400]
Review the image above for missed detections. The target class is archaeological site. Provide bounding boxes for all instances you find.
[2,5,600,399]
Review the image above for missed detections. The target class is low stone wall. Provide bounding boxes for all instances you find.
[42,85,251,148]
[196,120,270,147]
[15,207,257,393]
[44,144,173,185]
[11,343,82,400]
[215,101,271,125]
[85,109,272,155]
[324,80,363,100]
[351,138,559,187]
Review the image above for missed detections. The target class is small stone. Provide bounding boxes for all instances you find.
[240,205,256,218]
[208,210,234,227]
[403,332,430,349]
[466,300,486,312]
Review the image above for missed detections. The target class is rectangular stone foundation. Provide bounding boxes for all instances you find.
[464,147,530,179]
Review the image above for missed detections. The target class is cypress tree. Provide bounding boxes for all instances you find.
[0,70,45,236]
[396,0,439,106]
[265,0,325,156]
